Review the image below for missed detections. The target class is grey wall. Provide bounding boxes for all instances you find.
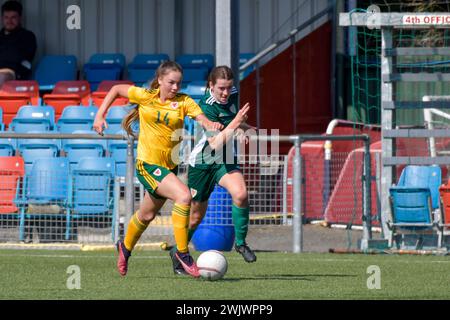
[11,0,330,71]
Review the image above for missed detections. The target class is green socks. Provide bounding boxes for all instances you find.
[232,204,249,246]
[187,227,197,243]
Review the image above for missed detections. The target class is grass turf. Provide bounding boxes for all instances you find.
[0,249,448,300]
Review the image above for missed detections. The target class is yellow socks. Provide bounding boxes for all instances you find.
[124,211,150,251]
[171,203,190,253]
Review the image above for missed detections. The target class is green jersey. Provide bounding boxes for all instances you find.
[188,87,239,168]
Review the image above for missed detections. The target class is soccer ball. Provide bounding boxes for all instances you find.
[196,250,228,281]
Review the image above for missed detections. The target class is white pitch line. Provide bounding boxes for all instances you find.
[0,253,448,263]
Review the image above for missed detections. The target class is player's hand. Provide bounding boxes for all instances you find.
[235,103,250,124]
[210,121,224,131]
[93,117,108,136]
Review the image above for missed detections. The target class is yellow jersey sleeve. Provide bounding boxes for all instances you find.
[128,86,155,105]
[183,95,203,119]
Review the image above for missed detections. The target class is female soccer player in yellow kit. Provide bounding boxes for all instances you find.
[93,61,223,278]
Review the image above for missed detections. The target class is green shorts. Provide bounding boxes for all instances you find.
[135,159,178,200]
[188,164,240,202]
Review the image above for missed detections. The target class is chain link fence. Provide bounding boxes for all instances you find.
[0,132,379,252]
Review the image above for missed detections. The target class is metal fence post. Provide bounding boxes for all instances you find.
[113,176,120,242]
[361,136,373,250]
[292,135,303,253]
[125,135,135,229]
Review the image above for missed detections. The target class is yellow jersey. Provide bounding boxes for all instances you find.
[127,86,203,169]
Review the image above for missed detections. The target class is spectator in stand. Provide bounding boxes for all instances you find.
[0,1,37,85]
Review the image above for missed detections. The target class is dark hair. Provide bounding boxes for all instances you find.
[122,60,183,138]
[207,65,234,88]
[2,1,23,16]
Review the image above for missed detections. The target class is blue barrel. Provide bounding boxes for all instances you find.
[192,186,235,251]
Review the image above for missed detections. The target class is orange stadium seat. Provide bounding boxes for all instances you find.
[439,184,450,230]
[0,156,25,214]
[0,81,40,127]
[43,81,91,120]
[91,80,133,107]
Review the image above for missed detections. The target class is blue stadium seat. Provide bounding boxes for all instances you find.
[0,107,4,131]
[176,54,214,87]
[104,106,130,134]
[389,165,441,249]
[56,106,98,133]
[396,165,441,209]
[9,105,55,132]
[0,138,15,156]
[62,130,107,170]
[17,131,60,174]
[16,157,70,241]
[181,81,207,103]
[83,53,126,91]
[128,54,169,87]
[239,53,256,80]
[107,130,137,177]
[33,55,78,91]
[67,157,116,240]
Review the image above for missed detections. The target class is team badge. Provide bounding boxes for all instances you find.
[153,169,162,177]
[190,188,198,197]
[171,102,179,109]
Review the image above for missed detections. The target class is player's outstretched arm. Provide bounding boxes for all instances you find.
[93,84,132,135]
[208,103,251,150]
[195,113,224,131]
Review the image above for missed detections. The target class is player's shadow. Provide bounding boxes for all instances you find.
[154,273,356,282]
[218,274,357,282]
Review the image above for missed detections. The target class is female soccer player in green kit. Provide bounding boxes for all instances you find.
[170,66,256,275]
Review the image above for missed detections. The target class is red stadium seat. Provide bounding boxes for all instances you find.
[0,81,40,127]
[0,156,25,214]
[43,81,91,120]
[438,184,450,231]
[91,80,133,107]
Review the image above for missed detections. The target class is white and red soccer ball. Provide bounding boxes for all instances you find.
[196,250,228,281]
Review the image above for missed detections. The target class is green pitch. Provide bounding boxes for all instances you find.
[0,249,448,300]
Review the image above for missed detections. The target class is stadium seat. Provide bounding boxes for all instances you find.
[239,53,256,80]
[56,106,98,133]
[0,107,4,131]
[104,105,132,134]
[388,165,441,248]
[67,157,116,240]
[0,80,40,127]
[33,55,78,91]
[438,183,450,247]
[182,80,207,103]
[0,156,24,214]
[62,130,106,170]
[17,131,60,174]
[16,157,70,241]
[9,105,55,133]
[127,54,169,87]
[107,131,137,177]
[175,54,214,87]
[83,53,126,91]
[91,80,133,107]
[42,81,91,121]
[0,138,15,156]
